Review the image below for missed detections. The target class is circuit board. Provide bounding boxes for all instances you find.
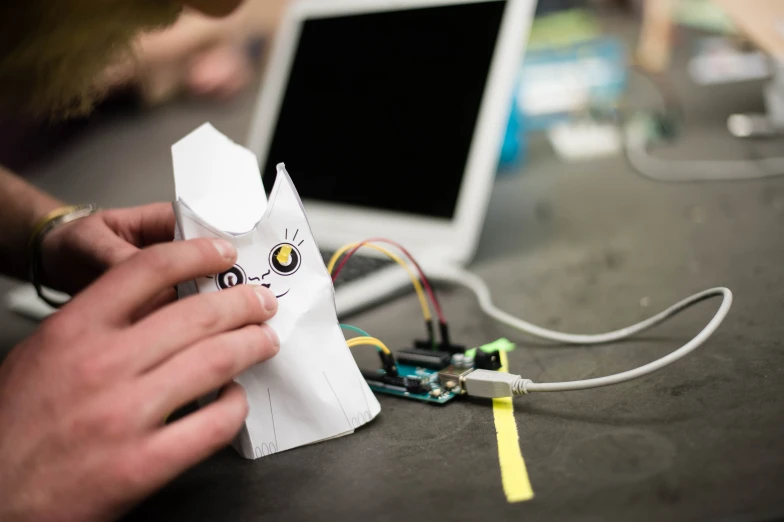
[362,363,459,404]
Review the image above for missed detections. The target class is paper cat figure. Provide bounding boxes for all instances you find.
[171,123,381,459]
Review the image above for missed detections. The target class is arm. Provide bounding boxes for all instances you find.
[0,166,62,281]
[0,165,177,296]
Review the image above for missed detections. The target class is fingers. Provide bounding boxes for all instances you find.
[88,226,139,267]
[126,284,277,373]
[134,203,176,246]
[186,44,252,100]
[127,384,249,500]
[83,203,176,269]
[129,286,178,323]
[70,238,237,324]
[140,323,278,420]
[104,203,176,248]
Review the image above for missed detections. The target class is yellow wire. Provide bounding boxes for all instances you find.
[346,336,392,355]
[328,242,432,322]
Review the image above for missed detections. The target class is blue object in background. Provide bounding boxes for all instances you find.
[497,92,527,173]
[518,36,627,130]
[497,36,627,173]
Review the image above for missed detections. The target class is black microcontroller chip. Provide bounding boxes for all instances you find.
[395,349,451,370]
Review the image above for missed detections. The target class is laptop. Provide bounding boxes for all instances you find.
[3,0,534,321]
[247,0,535,316]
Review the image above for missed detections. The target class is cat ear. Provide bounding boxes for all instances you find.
[263,163,310,228]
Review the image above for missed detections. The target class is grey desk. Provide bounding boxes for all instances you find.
[2,26,784,522]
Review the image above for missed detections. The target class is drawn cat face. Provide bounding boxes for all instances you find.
[213,230,305,299]
[194,164,319,302]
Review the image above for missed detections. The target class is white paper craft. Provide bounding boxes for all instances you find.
[171,123,381,459]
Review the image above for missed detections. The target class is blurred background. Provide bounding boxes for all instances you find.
[3,3,784,519]
[3,0,783,180]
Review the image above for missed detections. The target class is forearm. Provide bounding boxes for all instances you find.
[0,167,63,281]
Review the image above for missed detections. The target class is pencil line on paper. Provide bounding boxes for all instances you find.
[268,388,278,449]
[324,372,352,429]
[359,376,370,412]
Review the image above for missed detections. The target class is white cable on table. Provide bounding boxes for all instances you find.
[624,119,784,182]
[440,268,733,394]
[445,268,732,345]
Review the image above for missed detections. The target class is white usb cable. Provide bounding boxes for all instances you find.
[437,268,733,396]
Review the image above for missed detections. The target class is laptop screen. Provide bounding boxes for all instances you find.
[261,1,506,220]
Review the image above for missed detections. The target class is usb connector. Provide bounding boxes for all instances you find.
[463,369,531,398]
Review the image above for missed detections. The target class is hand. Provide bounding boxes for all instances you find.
[0,238,279,522]
[40,203,175,295]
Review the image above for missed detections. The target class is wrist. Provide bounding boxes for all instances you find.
[28,204,99,307]
[0,167,64,280]
[21,193,63,248]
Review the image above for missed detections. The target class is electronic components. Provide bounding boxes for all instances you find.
[414,323,465,354]
[475,349,502,371]
[437,365,475,394]
[361,369,430,394]
[451,353,476,368]
[361,364,458,404]
[360,345,491,403]
[395,348,451,370]
[405,376,431,395]
[379,351,398,376]
[347,314,504,402]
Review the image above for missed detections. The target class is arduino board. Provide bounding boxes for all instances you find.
[361,363,458,404]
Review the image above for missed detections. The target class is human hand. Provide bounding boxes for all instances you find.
[0,238,279,522]
[39,203,175,296]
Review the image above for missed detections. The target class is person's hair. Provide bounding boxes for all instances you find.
[0,0,180,119]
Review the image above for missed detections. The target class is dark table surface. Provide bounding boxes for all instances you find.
[1,21,783,522]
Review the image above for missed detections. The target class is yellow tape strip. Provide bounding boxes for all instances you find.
[492,351,534,502]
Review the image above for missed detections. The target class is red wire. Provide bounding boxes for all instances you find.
[331,238,447,324]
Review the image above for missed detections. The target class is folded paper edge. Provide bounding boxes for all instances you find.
[171,122,267,235]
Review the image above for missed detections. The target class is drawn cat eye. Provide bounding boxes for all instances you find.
[216,264,246,290]
[269,243,301,276]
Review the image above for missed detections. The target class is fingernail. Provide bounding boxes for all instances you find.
[213,239,236,260]
[261,324,280,352]
[255,286,277,312]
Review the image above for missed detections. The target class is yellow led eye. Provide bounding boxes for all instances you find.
[269,243,301,276]
[276,244,292,265]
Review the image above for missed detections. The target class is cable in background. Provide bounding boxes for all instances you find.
[619,64,784,182]
[436,268,733,396]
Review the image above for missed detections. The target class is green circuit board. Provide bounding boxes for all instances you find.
[363,363,458,404]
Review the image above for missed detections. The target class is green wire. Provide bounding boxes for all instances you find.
[340,324,382,352]
[340,323,370,337]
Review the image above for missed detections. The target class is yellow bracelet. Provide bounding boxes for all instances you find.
[27,203,98,308]
[26,205,83,253]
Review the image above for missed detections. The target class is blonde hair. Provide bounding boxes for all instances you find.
[0,0,180,119]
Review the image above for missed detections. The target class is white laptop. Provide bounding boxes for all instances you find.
[247,0,535,316]
[4,0,535,320]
